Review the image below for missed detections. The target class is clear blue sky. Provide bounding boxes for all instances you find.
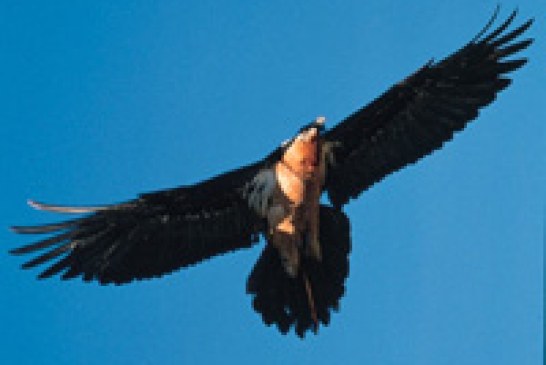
[0,1,543,364]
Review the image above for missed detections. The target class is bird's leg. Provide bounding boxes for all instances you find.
[273,220,300,278]
[267,204,300,277]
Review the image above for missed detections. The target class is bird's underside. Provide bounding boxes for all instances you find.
[9,9,533,338]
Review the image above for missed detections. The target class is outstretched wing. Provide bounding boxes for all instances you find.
[10,157,278,285]
[324,9,533,207]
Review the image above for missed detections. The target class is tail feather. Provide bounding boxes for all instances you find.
[247,205,351,338]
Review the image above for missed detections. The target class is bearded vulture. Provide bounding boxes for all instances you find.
[9,10,533,338]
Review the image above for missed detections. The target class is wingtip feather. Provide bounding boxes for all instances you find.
[474,5,501,40]
[26,199,106,214]
[480,8,518,44]
[10,219,80,234]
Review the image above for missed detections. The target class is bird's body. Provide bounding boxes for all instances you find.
[9,9,533,338]
[266,120,325,276]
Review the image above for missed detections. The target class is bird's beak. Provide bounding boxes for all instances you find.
[315,116,326,126]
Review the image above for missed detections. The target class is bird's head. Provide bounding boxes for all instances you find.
[297,116,326,138]
[280,116,325,179]
[281,116,325,147]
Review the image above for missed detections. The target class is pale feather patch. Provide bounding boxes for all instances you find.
[266,204,285,228]
[242,168,276,217]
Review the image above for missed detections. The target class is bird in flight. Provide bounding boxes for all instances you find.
[10,9,533,338]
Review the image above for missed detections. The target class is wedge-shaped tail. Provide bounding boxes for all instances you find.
[247,205,351,338]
